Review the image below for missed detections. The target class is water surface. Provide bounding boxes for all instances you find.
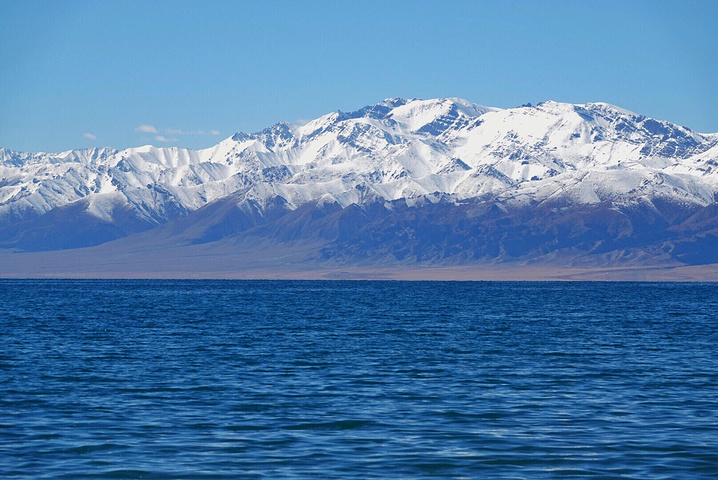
[1,280,717,478]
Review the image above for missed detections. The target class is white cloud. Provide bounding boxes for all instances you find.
[135,124,158,134]
[136,124,219,138]
[165,128,202,135]
[83,132,96,140]
[164,128,219,136]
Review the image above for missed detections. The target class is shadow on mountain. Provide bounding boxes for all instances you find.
[0,200,157,251]
[3,191,718,267]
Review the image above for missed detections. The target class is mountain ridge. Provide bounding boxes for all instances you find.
[2,97,718,274]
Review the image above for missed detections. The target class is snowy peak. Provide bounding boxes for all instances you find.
[0,146,118,167]
[2,97,718,235]
[386,98,496,135]
[290,97,495,139]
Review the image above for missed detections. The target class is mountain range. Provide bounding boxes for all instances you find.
[2,97,718,279]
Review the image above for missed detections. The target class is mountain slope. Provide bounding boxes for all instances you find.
[1,97,718,269]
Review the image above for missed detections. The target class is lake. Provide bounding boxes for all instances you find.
[1,280,717,478]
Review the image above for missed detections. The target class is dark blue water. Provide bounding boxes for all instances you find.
[1,280,717,478]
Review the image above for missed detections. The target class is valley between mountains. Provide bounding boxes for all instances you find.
[2,97,718,280]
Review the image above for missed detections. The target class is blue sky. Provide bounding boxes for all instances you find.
[1,0,716,152]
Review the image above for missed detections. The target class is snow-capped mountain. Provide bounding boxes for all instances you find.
[2,97,718,263]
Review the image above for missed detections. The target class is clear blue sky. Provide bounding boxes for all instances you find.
[1,0,716,152]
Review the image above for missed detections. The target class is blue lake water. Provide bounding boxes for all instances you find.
[1,280,717,478]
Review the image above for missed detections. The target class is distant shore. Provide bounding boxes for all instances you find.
[2,246,717,282]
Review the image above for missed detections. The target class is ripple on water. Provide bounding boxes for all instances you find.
[0,280,717,478]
